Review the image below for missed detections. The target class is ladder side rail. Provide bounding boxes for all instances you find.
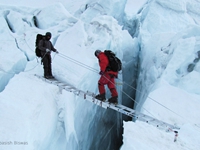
[117,104,135,112]
[75,90,108,109]
[56,83,69,86]
[135,112,179,130]
[116,104,136,115]
[107,104,135,117]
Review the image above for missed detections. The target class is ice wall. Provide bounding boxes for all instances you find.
[135,0,200,111]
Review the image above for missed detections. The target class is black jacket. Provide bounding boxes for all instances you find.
[38,38,56,56]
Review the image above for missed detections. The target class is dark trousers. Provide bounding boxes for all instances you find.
[42,55,52,76]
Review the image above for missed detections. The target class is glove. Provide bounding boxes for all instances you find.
[99,71,104,75]
[46,49,51,52]
[55,50,59,54]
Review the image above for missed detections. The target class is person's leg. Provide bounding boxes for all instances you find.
[47,56,54,78]
[98,76,106,94]
[108,77,118,97]
[42,56,49,78]
[108,76,118,104]
[95,73,109,101]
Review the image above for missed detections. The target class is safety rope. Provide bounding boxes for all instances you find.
[1,37,183,124]
[117,78,184,119]
[55,52,182,120]
[54,52,182,140]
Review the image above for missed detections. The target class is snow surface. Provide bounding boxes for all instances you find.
[0,0,200,150]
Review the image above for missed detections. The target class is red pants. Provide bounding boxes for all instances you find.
[98,72,118,97]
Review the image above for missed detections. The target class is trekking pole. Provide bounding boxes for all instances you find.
[40,52,48,64]
[36,57,39,63]
[52,52,58,60]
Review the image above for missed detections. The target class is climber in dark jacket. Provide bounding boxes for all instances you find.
[38,32,58,79]
[94,50,118,104]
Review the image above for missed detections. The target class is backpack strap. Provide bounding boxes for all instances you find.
[41,39,45,47]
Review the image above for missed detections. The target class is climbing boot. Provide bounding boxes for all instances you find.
[49,75,55,79]
[95,93,106,102]
[44,75,51,79]
[108,96,118,105]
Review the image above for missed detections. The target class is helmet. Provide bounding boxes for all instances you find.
[45,32,51,37]
[94,50,101,57]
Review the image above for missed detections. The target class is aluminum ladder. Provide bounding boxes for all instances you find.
[35,74,180,137]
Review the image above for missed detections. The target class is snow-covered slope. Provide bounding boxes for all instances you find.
[0,0,200,150]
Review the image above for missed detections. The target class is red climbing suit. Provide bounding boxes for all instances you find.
[97,52,118,97]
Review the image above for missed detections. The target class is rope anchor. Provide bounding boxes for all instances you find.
[168,128,178,142]
[174,131,178,142]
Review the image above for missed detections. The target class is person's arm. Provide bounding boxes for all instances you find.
[50,42,57,52]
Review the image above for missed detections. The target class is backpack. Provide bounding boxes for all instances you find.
[35,34,45,57]
[104,50,122,72]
